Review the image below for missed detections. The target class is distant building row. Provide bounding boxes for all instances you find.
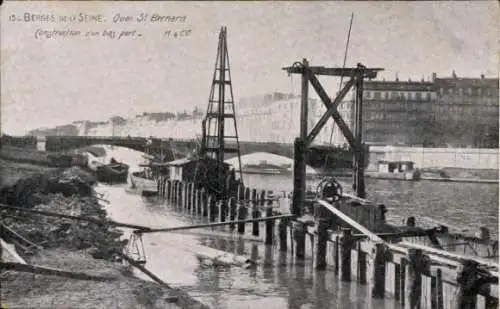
[28,72,498,148]
[360,72,498,147]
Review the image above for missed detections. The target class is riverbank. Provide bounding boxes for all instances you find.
[0,158,209,309]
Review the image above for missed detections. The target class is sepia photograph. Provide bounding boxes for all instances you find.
[0,1,498,309]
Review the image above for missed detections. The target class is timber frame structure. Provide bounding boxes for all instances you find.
[282,59,383,216]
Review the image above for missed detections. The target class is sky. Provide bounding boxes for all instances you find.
[1,1,498,135]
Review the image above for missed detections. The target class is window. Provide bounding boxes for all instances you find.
[374,92,381,99]
[416,92,422,100]
[426,93,431,101]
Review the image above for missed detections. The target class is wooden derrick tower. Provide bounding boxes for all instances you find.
[198,26,244,197]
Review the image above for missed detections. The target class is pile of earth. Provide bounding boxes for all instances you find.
[0,166,97,207]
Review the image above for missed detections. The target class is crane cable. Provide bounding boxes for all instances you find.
[324,13,354,171]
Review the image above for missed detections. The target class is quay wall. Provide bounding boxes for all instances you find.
[368,146,499,170]
[157,178,499,309]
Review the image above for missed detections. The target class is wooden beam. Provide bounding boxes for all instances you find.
[399,242,499,271]
[136,214,295,234]
[116,252,171,288]
[0,262,116,281]
[307,72,361,155]
[282,66,383,77]
[1,238,27,264]
[305,78,356,147]
[317,199,384,242]
[0,204,152,231]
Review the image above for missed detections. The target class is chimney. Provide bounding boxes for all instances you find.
[452,70,457,78]
[408,78,412,82]
[481,74,485,79]
[432,72,437,81]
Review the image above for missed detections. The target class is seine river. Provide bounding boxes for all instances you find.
[96,174,497,309]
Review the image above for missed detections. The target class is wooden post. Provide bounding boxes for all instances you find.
[252,189,259,237]
[237,201,247,234]
[357,241,367,284]
[341,228,353,281]
[265,201,274,246]
[278,217,288,252]
[334,235,340,275]
[293,221,306,260]
[220,199,228,223]
[371,243,386,298]
[435,268,443,309]
[202,190,208,217]
[209,196,217,222]
[454,260,481,309]
[315,218,329,270]
[183,183,188,211]
[172,181,177,205]
[229,198,237,230]
[190,183,195,216]
[166,180,171,201]
[405,248,430,309]
[178,182,183,208]
[238,184,244,201]
[400,258,407,307]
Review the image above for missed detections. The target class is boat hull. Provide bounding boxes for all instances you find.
[365,170,420,181]
[96,164,129,184]
[129,172,158,195]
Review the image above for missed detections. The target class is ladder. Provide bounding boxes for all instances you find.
[199,26,244,193]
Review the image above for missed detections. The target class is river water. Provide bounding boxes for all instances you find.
[98,184,402,309]
[92,146,498,308]
[242,174,499,237]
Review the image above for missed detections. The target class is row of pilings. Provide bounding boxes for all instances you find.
[157,178,498,309]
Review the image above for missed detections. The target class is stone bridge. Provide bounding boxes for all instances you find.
[6,135,356,170]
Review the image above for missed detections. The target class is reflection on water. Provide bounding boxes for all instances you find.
[97,172,497,309]
[98,184,402,309]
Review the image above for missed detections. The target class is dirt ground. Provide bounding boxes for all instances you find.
[0,157,209,309]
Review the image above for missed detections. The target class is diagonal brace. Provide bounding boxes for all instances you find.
[305,77,356,148]
[307,71,364,156]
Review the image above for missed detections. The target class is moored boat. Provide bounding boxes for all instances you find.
[96,162,129,184]
[128,170,158,196]
[365,160,421,181]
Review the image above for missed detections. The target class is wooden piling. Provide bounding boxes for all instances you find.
[356,242,367,284]
[166,180,172,201]
[315,218,329,270]
[435,268,443,309]
[293,221,306,260]
[229,198,237,231]
[190,184,195,215]
[251,189,259,237]
[371,243,386,298]
[334,235,340,275]
[203,192,209,218]
[400,257,407,307]
[183,183,188,211]
[237,202,247,234]
[405,248,429,309]
[209,196,217,222]
[220,199,228,223]
[278,217,288,252]
[455,260,480,309]
[265,201,274,246]
[341,228,353,281]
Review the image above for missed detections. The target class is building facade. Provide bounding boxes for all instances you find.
[433,72,499,148]
[236,92,322,143]
[362,79,436,146]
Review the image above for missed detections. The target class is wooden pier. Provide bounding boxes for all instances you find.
[157,178,499,309]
